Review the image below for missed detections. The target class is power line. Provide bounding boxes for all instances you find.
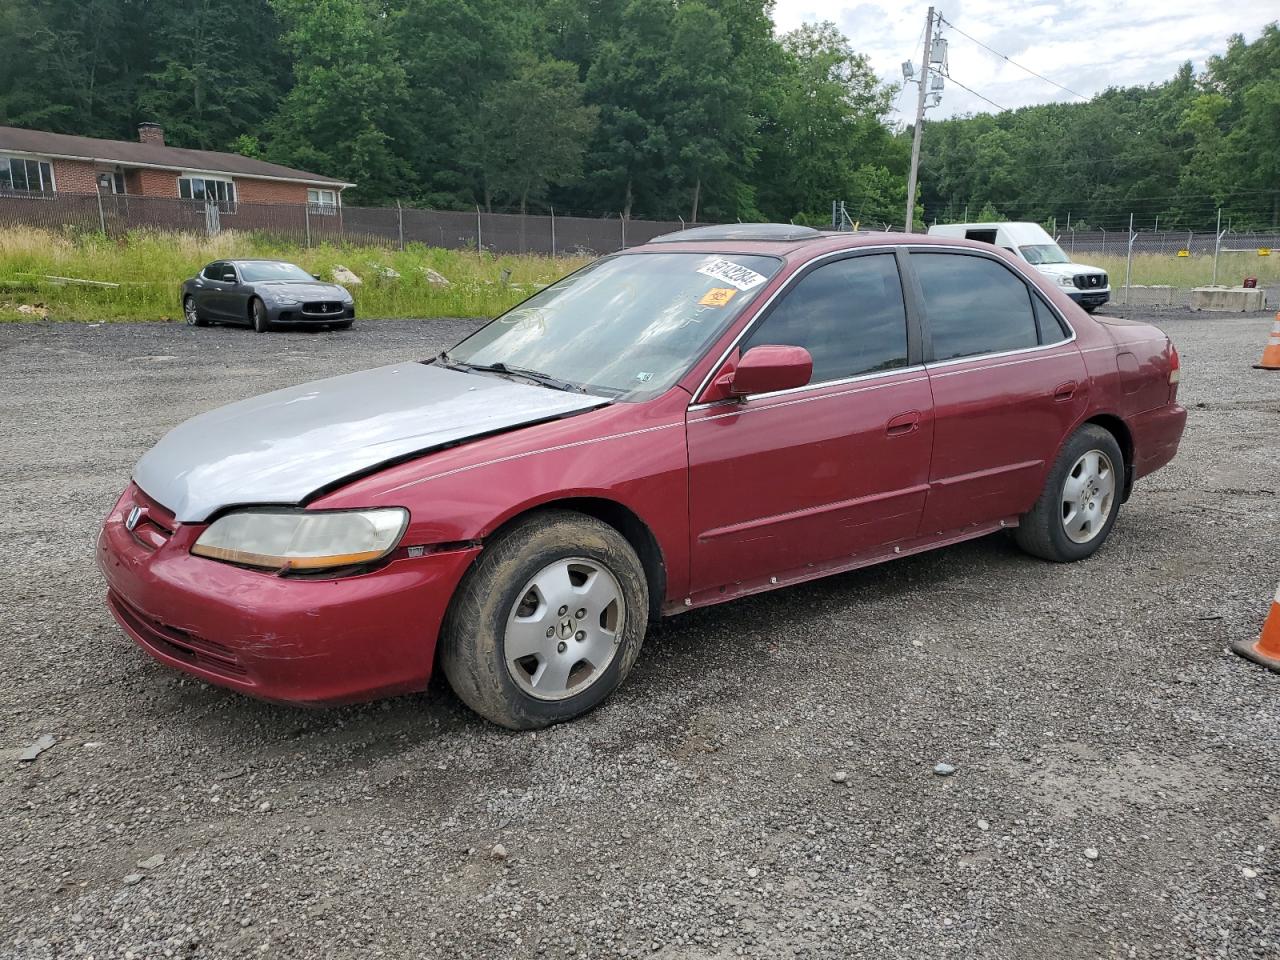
[940,16,1090,102]
[941,74,1008,112]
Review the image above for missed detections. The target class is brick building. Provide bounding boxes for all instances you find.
[0,123,353,210]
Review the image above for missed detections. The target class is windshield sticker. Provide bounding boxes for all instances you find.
[696,258,768,291]
[698,287,737,307]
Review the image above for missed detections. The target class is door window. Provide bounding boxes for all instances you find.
[740,254,909,384]
[914,253,1039,361]
[202,262,225,281]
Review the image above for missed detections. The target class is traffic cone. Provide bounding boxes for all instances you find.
[1254,312,1280,370]
[1233,581,1280,673]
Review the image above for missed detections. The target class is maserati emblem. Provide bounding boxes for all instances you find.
[125,506,143,531]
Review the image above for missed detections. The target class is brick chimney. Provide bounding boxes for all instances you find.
[137,122,164,146]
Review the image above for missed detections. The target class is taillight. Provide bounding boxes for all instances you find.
[1168,343,1181,401]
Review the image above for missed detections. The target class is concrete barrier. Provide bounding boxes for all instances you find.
[1190,286,1268,312]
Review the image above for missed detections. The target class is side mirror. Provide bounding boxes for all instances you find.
[729,345,813,397]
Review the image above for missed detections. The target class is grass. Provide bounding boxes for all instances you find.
[1083,250,1280,288]
[0,227,589,322]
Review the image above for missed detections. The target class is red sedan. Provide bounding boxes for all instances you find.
[98,224,1186,728]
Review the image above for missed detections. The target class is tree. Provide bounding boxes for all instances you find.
[464,57,598,213]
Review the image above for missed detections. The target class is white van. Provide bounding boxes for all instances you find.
[928,222,1110,312]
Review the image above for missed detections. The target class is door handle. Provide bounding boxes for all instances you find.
[1053,380,1078,402]
[886,411,921,437]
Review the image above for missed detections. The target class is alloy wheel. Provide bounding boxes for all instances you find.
[1061,449,1115,544]
[504,557,624,701]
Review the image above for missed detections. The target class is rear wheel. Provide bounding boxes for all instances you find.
[250,297,270,333]
[183,295,207,327]
[1014,424,1123,562]
[440,510,649,729]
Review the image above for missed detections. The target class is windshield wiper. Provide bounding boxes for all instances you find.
[437,353,586,393]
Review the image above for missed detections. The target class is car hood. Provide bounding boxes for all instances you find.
[1034,262,1106,280]
[255,281,348,299]
[133,362,608,523]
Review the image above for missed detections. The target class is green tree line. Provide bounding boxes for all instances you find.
[917,24,1280,232]
[0,0,906,223]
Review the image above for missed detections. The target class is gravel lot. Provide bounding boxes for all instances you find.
[2,308,1278,959]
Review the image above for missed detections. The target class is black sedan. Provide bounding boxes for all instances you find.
[181,260,356,332]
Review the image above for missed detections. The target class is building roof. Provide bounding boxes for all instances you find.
[0,125,354,188]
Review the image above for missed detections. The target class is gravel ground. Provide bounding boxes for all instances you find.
[1,309,1278,959]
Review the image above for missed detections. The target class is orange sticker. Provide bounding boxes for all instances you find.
[699,287,737,307]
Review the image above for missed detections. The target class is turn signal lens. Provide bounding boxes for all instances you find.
[192,508,408,571]
[1169,344,1181,384]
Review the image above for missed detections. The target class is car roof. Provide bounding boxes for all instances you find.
[623,229,1011,263]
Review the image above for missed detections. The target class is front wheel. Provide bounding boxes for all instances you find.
[251,297,270,333]
[1014,424,1124,562]
[439,510,649,729]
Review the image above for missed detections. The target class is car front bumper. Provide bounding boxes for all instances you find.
[268,303,355,325]
[96,483,478,705]
[1066,289,1110,308]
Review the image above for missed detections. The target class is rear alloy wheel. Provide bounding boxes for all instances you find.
[183,296,207,327]
[440,510,648,729]
[251,297,270,333]
[1014,424,1124,562]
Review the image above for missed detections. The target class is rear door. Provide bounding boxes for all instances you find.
[685,250,934,594]
[906,249,1089,535]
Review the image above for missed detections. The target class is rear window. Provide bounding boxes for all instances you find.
[914,253,1039,361]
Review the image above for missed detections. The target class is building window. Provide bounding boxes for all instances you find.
[179,175,236,212]
[308,188,338,214]
[97,171,126,195]
[0,156,56,196]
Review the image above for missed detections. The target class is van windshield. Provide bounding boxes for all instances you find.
[1020,243,1070,265]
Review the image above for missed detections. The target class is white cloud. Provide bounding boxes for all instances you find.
[771,0,1278,121]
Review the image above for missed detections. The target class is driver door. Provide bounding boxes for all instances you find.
[685,252,934,594]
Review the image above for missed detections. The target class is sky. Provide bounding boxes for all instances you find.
[771,0,1280,122]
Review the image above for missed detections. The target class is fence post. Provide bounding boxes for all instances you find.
[397,200,404,251]
[1124,212,1135,302]
[304,205,311,248]
[95,188,106,235]
[475,205,483,259]
[550,206,556,257]
[1212,207,1222,284]
[620,213,626,250]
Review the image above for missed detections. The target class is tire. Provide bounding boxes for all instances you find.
[1014,424,1124,562]
[440,509,649,730]
[250,297,270,333]
[183,295,207,327]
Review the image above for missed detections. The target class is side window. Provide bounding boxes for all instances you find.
[741,254,909,384]
[914,253,1039,361]
[202,262,224,281]
[221,264,238,282]
[1033,294,1070,344]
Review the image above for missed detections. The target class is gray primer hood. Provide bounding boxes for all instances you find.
[134,361,606,523]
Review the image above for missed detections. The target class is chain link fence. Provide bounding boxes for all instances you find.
[0,193,690,256]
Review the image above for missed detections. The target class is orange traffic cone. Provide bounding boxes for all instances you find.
[1254,312,1280,370]
[1234,581,1280,673]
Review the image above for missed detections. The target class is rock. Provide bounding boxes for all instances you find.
[1084,847,1099,860]
[16,303,49,318]
[977,820,990,832]
[490,844,509,861]
[830,770,848,784]
[122,874,143,886]
[422,268,451,287]
[1242,867,1258,879]
[746,867,759,879]
[932,763,956,777]
[374,265,401,280]
[137,854,165,870]
[330,265,362,286]
[19,734,56,762]
[258,801,272,813]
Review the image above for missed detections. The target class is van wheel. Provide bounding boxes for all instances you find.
[440,510,649,729]
[1015,425,1123,562]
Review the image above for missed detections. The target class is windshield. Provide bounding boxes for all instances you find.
[238,261,315,282]
[444,252,781,400]
[1019,243,1070,265]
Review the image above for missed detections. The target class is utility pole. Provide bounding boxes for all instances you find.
[904,6,937,233]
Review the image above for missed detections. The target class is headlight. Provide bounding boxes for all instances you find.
[1057,275,1075,287]
[273,295,302,306]
[192,508,408,571]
